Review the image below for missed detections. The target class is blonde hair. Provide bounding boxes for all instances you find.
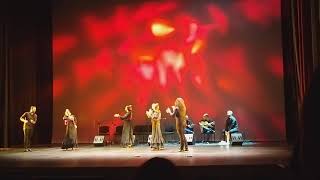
[65,109,71,116]
[152,103,160,112]
[175,98,186,121]
[125,105,133,112]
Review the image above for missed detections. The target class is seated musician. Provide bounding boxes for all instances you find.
[185,115,194,134]
[223,110,239,143]
[199,113,215,142]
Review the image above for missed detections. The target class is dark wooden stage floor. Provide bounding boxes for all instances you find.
[0,142,295,180]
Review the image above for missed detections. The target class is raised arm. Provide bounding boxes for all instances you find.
[166,106,178,116]
[63,115,68,120]
[119,111,131,120]
[20,113,28,123]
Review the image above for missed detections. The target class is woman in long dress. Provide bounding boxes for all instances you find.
[114,105,134,148]
[166,98,188,152]
[146,103,164,150]
[62,109,78,150]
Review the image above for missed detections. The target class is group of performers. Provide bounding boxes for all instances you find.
[20,106,78,152]
[113,98,188,151]
[185,111,238,143]
[19,97,239,152]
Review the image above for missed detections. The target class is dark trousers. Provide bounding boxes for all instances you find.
[23,128,34,149]
[176,124,188,151]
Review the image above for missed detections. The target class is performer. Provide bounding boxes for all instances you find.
[20,106,37,152]
[62,109,78,150]
[114,105,134,148]
[166,98,188,152]
[185,115,194,134]
[223,110,239,143]
[199,113,215,142]
[146,103,164,150]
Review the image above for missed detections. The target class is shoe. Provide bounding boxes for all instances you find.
[24,149,28,152]
[28,149,32,152]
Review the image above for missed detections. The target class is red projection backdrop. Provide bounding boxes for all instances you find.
[52,0,285,143]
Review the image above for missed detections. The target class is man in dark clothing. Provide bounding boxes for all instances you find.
[223,110,238,143]
[20,106,37,152]
[185,115,194,134]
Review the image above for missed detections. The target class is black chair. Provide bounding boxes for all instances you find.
[98,126,111,144]
[115,126,123,134]
[163,125,177,143]
[134,125,151,144]
[98,126,109,135]
[115,126,123,144]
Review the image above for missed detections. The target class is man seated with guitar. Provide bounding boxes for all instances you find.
[199,113,215,142]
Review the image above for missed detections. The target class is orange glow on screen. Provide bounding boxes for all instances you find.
[151,22,175,37]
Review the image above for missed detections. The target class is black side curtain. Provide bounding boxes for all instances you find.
[0,0,53,147]
[282,0,320,177]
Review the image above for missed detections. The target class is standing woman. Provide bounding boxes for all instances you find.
[166,98,188,152]
[62,109,78,150]
[146,103,164,150]
[114,105,134,148]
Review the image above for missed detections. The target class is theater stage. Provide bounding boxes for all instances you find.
[0,143,293,180]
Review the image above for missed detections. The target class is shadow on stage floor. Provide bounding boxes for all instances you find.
[0,142,296,180]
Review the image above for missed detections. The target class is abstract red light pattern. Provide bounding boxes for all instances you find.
[53,0,284,143]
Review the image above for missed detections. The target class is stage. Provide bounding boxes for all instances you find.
[0,142,294,180]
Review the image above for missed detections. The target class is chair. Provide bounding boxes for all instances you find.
[134,125,151,144]
[98,126,109,135]
[98,126,111,144]
[163,125,177,143]
[115,126,123,144]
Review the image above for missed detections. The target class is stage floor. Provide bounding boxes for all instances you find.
[0,142,291,168]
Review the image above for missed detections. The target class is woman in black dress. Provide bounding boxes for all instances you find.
[114,105,134,148]
[62,109,78,150]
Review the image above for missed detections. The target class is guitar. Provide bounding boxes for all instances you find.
[199,121,214,128]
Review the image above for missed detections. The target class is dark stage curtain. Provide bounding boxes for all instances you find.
[0,1,53,147]
[282,0,320,178]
